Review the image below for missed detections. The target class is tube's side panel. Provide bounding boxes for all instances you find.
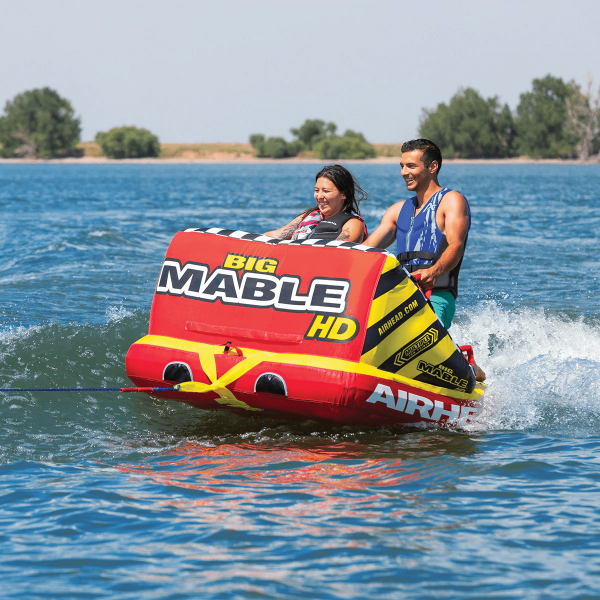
[361,255,476,393]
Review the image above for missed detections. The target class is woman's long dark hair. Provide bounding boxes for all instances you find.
[300,164,369,219]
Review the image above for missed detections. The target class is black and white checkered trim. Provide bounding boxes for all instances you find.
[184,227,394,256]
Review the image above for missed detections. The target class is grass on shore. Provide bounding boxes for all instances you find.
[77,142,103,157]
[373,144,403,157]
[160,143,256,159]
[76,142,402,159]
[77,142,259,159]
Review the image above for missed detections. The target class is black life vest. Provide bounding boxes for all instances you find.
[311,212,367,241]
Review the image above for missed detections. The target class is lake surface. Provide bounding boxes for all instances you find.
[1,162,600,599]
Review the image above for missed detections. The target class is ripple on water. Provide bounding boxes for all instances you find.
[1,164,600,599]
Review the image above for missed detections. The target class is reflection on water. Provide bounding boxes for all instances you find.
[115,434,481,536]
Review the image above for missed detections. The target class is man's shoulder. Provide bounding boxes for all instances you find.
[441,188,467,200]
[439,189,468,209]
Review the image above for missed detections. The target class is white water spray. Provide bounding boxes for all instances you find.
[453,301,600,434]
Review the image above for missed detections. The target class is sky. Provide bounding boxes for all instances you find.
[2,0,599,143]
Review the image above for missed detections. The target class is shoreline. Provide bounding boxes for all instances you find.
[1,156,599,165]
[1,141,598,165]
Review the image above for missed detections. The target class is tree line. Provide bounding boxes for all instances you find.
[419,74,600,160]
[1,77,599,160]
[250,119,377,159]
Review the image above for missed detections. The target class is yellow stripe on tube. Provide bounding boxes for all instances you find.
[132,335,485,402]
[395,335,457,379]
[176,345,275,411]
[361,305,438,368]
[367,277,415,328]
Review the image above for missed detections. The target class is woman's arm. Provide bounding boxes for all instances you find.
[336,217,365,243]
[264,215,303,240]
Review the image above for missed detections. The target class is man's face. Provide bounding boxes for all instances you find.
[400,149,435,192]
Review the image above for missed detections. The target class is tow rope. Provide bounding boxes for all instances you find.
[1,345,275,407]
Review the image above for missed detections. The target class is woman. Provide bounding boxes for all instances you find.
[264,165,368,242]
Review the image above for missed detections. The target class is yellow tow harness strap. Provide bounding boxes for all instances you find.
[177,345,277,411]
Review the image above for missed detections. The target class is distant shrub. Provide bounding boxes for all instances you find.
[250,120,375,159]
[249,134,265,149]
[95,126,160,159]
[249,134,302,158]
[314,130,377,160]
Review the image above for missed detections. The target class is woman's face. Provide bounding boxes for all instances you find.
[314,177,346,218]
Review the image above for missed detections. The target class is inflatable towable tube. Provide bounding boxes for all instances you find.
[125,228,485,427]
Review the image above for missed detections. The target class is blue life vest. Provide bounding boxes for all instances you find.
[395,188,470,298]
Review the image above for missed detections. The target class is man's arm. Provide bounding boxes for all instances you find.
[363,201,404,248]
[413,191,470,290]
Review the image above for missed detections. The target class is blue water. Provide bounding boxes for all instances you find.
[1,163,600,599]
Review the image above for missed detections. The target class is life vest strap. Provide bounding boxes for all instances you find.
[397,251,438,264]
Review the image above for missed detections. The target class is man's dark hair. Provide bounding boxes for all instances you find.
[401,139,442,175]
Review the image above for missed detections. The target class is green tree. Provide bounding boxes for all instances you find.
[96,126,160,159]
[249,134,265,148]
[290,119,336,150]
[314,130,377,159]
[419,87,515,158]
[249,134,302,158]
[565,76,600,160]
[0,87,81,158]
[250,119,375,159]
[514,74,578,158]
[496,104,517,157]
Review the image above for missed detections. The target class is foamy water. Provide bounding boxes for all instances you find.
[450,301,600,433]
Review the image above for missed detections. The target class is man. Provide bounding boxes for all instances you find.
[364,138,485,380]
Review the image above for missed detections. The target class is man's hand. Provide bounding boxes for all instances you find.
[411,265,441,291]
